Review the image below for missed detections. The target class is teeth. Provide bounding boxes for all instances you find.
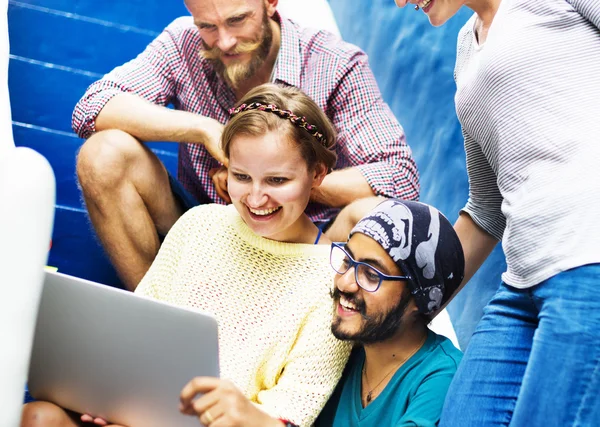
[249,206,280,216]
[340,297,357,311]
[418,0,431,8]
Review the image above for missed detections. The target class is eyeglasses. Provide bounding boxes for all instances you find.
[329,242,412,292]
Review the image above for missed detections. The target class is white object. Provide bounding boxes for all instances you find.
[28,271,220,427]
[0,147,55,427]
[278,0,341,37]
[430,308,460,350]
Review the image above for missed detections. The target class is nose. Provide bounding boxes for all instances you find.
[334,267,360,294]
[216,27,237,52]
[247,183,267,207]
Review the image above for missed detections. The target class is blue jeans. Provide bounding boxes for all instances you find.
[440,264,600,427]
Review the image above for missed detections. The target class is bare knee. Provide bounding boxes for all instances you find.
[21,401,74,427]
[76,129,146,193]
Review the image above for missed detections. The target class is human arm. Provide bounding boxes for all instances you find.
[445,212,499,307]
[209,166,368,206]
[310,168,375,208]
[324,196,385,242]
[252,298,352,426]
[454,212,498,288]
[179,378,286,427]
[319,52,419,207]
[439,130,501,309]
[95,94,227,165]
[567,0,600,29]
[71,18,226,164]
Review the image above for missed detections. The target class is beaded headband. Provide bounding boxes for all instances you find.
[228,102,328,147]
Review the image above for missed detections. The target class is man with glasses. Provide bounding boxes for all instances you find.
[316,198,464,427]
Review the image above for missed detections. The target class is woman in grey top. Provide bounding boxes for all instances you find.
[394,0,600,426]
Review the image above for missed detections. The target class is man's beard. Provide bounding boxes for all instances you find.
[330,286,412,345]
[199,11,273,89]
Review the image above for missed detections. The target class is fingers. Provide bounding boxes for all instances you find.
[206,138,228,167]
[394,0,409,7]
[196,401,226,426]
[209,167,231,203]
[180,386,220,417]
[180,377,221,411]
[80,414,108,425]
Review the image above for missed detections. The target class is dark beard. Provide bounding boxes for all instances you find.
[330,286,412,345]
[200,11,273,88]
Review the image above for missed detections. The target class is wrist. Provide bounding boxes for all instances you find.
[310,185,328,206]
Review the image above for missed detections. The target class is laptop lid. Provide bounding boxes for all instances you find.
[28,271,219,427]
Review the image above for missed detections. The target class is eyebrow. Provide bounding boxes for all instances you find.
[226,11,252,23]
[195,10,253,28]
[345,244,391,274]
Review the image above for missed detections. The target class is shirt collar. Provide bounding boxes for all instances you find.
[271,11,301,88]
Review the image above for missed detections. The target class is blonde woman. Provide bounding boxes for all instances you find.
[21,84,352,427]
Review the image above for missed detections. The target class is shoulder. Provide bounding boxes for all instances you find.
[164,16,198,36]
[288,18,370,70]
[421,332,463,375]
[159,16,202,46]
[454,14,477,78]
[457,13,476,46]
[456,14,476,59]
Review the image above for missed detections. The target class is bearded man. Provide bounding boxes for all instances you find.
[71,0,419,291]
[317,199,464,427]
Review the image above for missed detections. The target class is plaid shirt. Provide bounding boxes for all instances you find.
[72,14,419,221]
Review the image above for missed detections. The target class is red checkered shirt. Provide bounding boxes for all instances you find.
[72,14,419,221]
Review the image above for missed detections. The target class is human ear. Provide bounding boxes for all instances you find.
[265,0,278,17]
[311,163,327,188]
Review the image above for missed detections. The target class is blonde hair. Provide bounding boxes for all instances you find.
[222,83,337,171]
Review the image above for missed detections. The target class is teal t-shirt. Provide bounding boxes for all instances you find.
[316,330,462,427]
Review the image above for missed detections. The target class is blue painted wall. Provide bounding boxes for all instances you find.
[8,0,186,287]
[8,0,505,347]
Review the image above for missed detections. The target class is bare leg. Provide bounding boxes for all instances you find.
[324,196,385,242]
[21,402,126,427]
[76,130,184,291]
[21,402,80,427]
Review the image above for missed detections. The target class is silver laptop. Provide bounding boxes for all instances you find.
[28,271,219,427]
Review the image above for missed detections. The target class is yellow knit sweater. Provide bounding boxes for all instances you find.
[135,204,351,426]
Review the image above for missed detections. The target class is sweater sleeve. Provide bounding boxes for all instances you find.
[460,128,505,241]
[567,0,600,29]
[255,296,352,427]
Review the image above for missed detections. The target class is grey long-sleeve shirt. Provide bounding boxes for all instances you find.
[455,0,600,288]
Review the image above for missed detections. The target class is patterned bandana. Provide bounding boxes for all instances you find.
[350,199,465,315]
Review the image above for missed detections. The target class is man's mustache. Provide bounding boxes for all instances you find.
[330,287,372,320]
[200,39,262,60]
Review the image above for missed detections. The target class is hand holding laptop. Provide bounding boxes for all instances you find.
[179,377,283,427]
[79,377,282,427]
